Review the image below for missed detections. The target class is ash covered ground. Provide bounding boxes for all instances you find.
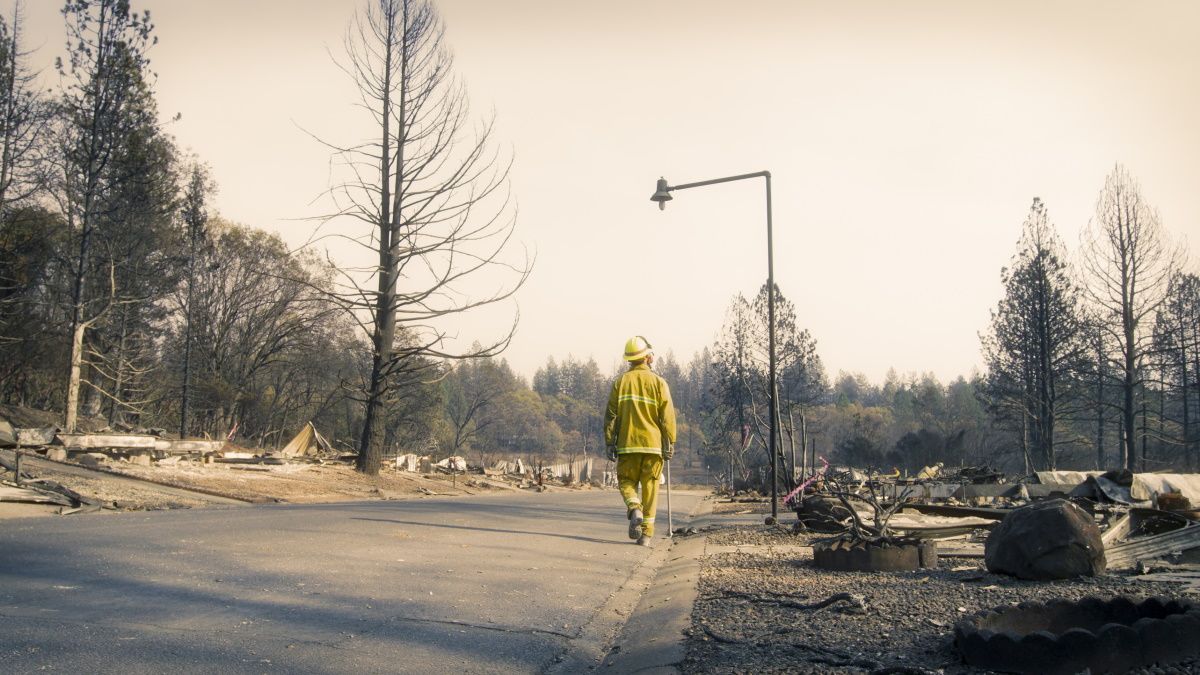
[683,525,1200,674]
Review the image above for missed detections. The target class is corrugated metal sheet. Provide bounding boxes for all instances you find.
[1034,470,1103,486]
[1131,474,1200,504]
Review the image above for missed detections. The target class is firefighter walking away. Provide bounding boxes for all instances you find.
[604,336,677,546]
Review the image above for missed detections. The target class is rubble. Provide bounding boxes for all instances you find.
[56,433,159,451]
[394,453,423,471]
[16,428,57,446]
[1134,561,1200,592]
[434,456,468,472]
[887,511,997,538]
[786,462,1200,576]
[0,483,74,506]
[273,422,335,459]
[3,428,609,516]
[685,522,1200,673]
[1,450,106,512]
[696,461,1200,671]
[1103,508,1200,571]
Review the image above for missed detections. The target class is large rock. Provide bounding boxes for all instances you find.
[985,499,1106,580]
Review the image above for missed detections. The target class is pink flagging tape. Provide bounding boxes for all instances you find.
[784,456,829,506]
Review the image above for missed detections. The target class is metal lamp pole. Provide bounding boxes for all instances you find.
[650,171,780,523]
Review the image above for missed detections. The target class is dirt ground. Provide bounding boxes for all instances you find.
[683,524,1200,674]
[112,459,539,503]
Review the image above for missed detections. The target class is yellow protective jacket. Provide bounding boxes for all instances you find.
[604,363,677,455]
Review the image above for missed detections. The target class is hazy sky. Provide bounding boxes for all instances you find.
[23,0,1200,384]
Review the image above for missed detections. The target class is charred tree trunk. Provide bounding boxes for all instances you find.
[1096,333,1106,470]
[356,1,401,475]
[64,321,86,433]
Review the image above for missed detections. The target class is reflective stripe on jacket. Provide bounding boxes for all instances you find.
[604,363,676,455]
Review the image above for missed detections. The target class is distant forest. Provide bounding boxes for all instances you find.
[0,2,1197,482]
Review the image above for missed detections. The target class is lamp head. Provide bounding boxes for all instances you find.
[650,177,673,211]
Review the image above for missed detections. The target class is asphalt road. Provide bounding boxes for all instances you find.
[0,489,700,674]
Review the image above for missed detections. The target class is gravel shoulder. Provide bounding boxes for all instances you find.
[683,523,1200,674]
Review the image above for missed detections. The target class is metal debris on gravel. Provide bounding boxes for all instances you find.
[684,525,1200,674]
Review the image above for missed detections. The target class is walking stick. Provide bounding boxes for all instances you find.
[665,458,673,537]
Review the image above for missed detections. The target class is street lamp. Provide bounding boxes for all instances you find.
[650,171,780,523]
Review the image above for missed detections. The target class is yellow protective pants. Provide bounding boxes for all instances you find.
[617,453,663,537]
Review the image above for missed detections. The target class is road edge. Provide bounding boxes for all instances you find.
[597,498,713,673]
[544,492,712,674]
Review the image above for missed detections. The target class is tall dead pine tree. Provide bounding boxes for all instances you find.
[1081,165,1184,471]
[323,0,529,474]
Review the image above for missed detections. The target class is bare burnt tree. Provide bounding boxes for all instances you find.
[317,0,530,474]
[761,284,827,481]
[1080,313,1119,470]
[1081,165,1185,470]
[980,198,1087,471]
[821,469,912,544]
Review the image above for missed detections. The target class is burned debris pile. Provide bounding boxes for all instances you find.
[0,445,105,514]
[787,461,1200,575]
[802,470,939,572]
[696,463,1200,673]
[2,410,612,513]
[768,461,1200,670]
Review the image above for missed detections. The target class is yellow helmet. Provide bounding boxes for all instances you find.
[623,335,653,361]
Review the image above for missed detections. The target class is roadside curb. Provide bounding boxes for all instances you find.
[545,493,710,674]
[597,497,715,673]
